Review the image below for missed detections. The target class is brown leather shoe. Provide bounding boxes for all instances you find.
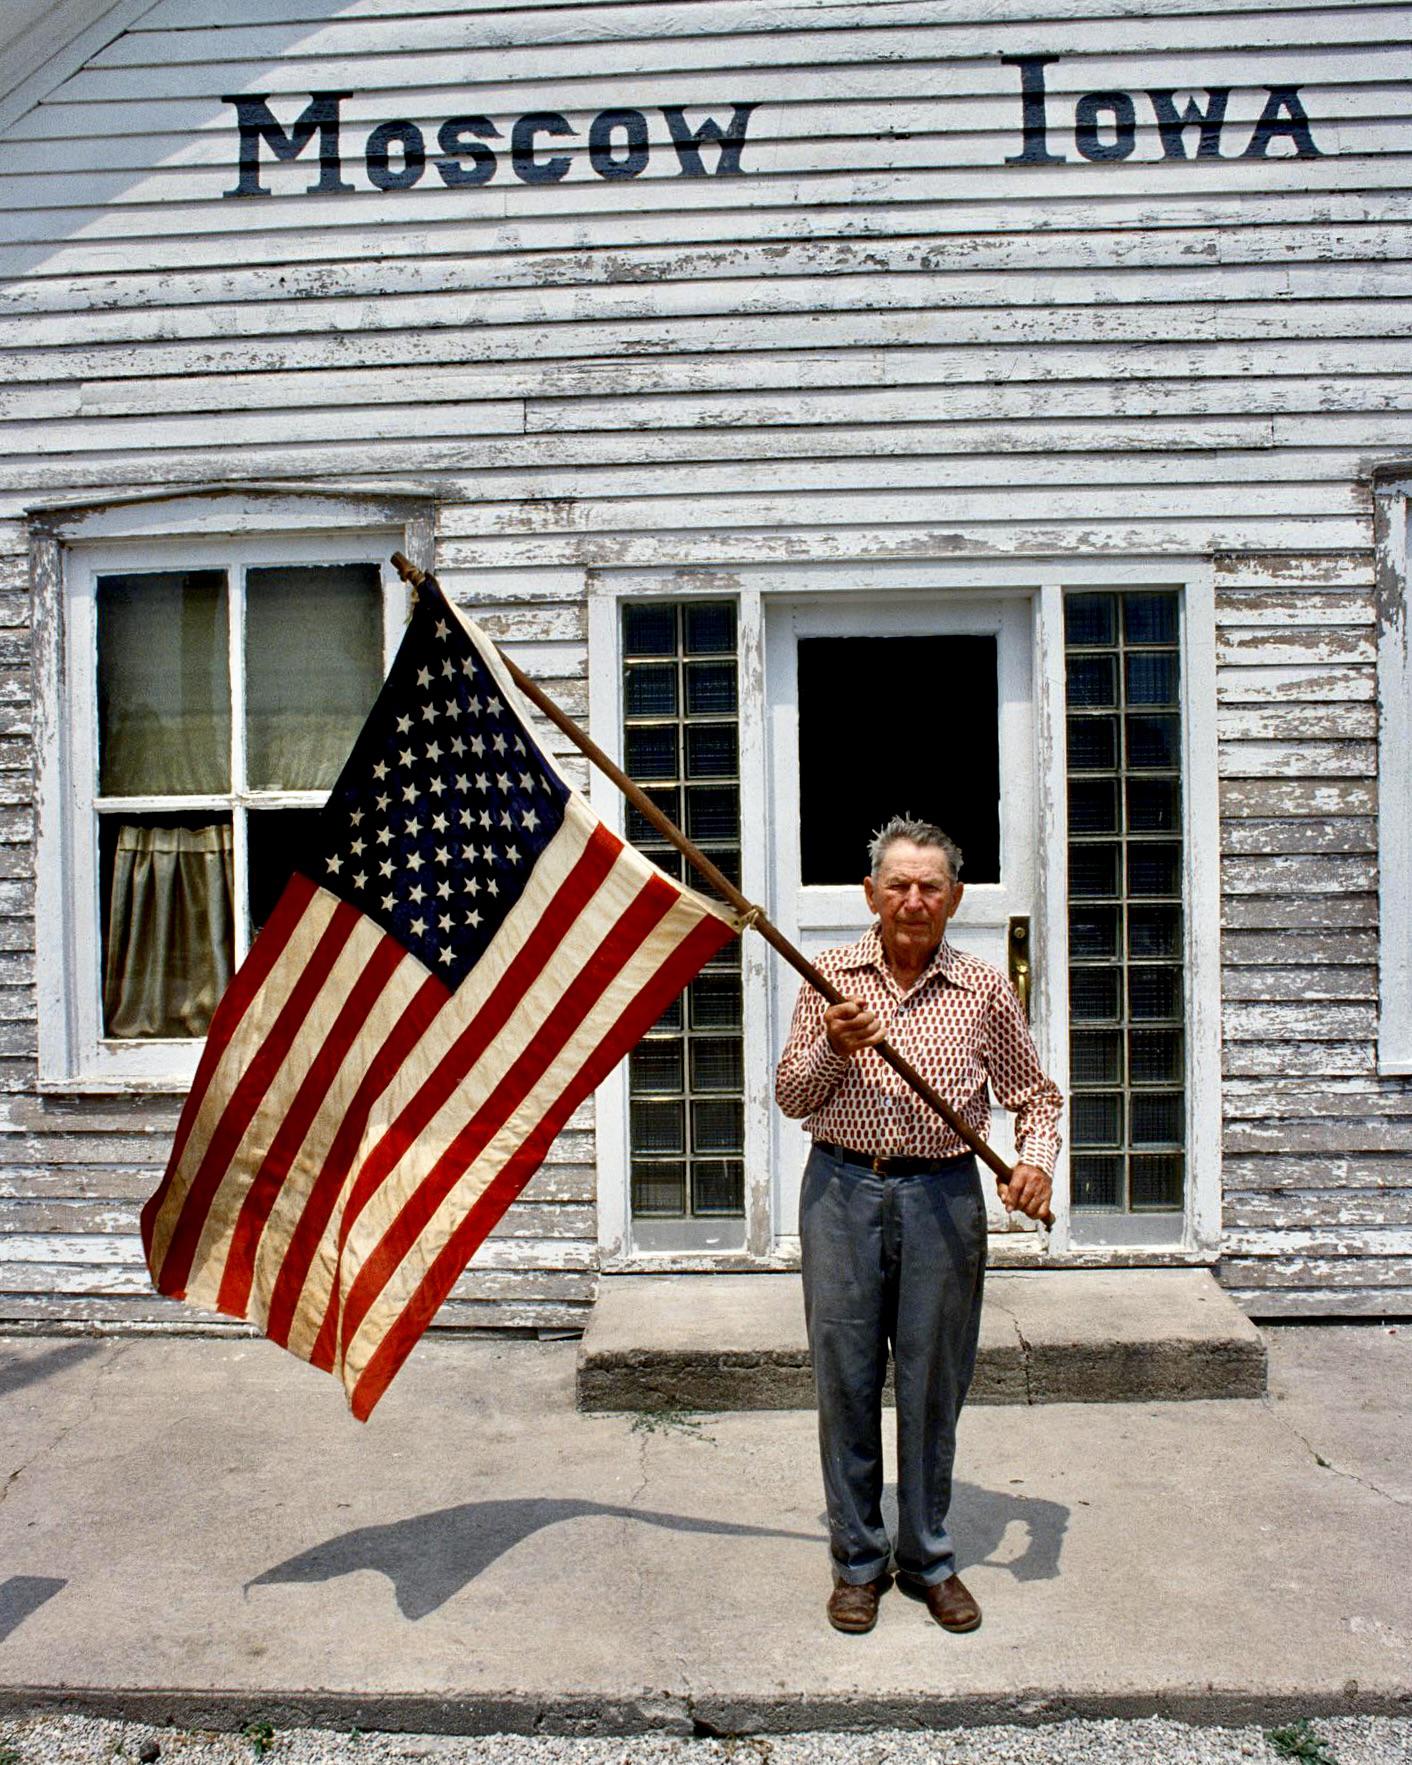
[899,1571,982,1632]
[826,1573,891,1634]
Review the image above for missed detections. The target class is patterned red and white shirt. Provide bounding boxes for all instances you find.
[775,924,1064,1175]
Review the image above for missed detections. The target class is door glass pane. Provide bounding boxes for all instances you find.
[797,636,999,885]
[97,571,230,794]
[245,564,382,790]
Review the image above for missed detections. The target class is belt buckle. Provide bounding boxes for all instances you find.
[867,1153,890,1176]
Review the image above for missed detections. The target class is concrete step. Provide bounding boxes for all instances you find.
[576,1268,1267,1410]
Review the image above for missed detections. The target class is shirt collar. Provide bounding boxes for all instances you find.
[838,923,979,991]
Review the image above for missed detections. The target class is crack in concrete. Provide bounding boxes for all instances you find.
[0,1340,125,1510]
[986,1296,1035,1405]
[1265,1400,1412,1511]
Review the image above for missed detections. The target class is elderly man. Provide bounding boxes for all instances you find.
[775,815,1062,1636]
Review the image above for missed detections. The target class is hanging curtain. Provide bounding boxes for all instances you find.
[103,823,235,1039]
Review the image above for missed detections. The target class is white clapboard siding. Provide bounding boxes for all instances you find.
[0,0,1408,1323]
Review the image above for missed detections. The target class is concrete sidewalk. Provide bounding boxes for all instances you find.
[0,1324,1408,1736]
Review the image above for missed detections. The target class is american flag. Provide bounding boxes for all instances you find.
[140,576,738,1419]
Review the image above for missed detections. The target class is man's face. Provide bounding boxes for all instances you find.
[863,839,963,966]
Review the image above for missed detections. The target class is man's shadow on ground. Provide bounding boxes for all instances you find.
[888,1479,1069,1584]
[252,1481,1067,1620]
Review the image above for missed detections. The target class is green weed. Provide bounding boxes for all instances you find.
[242,1719,276,1758]
[629,1408,715,1442]
[1266,1718,1338,1765]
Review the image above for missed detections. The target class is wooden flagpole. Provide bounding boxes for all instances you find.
[391,555,1051,1227]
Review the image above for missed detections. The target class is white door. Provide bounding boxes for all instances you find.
[764,592,1039,1243]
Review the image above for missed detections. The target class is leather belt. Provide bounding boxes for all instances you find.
[813,1139,971,1178]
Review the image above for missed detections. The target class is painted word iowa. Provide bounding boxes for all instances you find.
[223,94,756,195]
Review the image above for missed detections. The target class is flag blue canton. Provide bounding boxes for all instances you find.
[316,581,569,989]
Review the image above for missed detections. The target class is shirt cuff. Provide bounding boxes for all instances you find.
[798,1031,850,1098]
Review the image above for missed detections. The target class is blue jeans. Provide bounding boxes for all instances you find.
[799,1141,987,1586]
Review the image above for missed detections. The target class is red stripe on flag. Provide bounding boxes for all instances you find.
[141,873,318,1263]
[153,898,362,1300]
[336,870,679,1362]
[304,824,622,1364]
[215,927,409,1321]
[265,970,449,1353]
[350,909,734,1418]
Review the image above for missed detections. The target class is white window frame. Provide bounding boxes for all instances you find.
[1375,467,1412,1075]
[33,490,433,1092]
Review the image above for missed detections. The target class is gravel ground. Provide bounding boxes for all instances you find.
[0,1716,1410,1765]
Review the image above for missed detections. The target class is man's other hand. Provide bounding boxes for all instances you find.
[824,998,884,1057]
[1000,1162,1051,1221]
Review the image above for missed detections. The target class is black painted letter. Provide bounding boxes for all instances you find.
[660,105,757,177]
[437,117,501,187]
[366,120,426,191]
[1148,88,1229,159]
[512,112,575,183]
[223,91,354,197]
[1075,91,1136,161]
[589,109,649,179]
[1243,86,1323,158]
[1003,55,1066,165]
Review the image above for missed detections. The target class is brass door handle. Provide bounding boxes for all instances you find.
[1008,916,1032,1020]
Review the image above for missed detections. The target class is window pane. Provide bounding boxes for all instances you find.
[624,725,678,779]
[1065,594,1117,647]
[1069,843,1120,898]
[630,1040,684,1094]
[245,564,382,791]
[1127,843,1181,897]
[97,571,230,794]
[1071,1029,1123,1085]
[632,1161,686,1215]
[624,663,678,717]
[1126,778,1180,833]
[692,1160,744,1216]
[1130,1028,1184,1084]
[1067,654,1117,708]
[684,602,736,654]
[246,807,325,935]
[685,662,737,715]
[689,1036,744,1093]
[1125,652,1178,706]
[631,1099,684,1155]
[1068,779,1119,834]
[689,973,742,1031]
[1129,965,1182,1020]
[1130,1091,1184,1144]
[625,786,680,846]
[1073,1092,1123,1146]
[686,723,738,780]
[1067,716,1117,772]
[100,814,233,1038]
[1070,967,1121,1020]
[623,604,676,656]
[691,1097,743,1153]
[1123,594,1178,645]
[1072,1153,1122,1210]
[1069,906,1120,959]
[1126,714,1180,770]
[1130,1153,1184,1210]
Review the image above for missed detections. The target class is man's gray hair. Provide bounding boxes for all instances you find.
[868,815,964,883]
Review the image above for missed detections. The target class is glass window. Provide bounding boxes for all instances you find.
[92,555,388,1043]
[1065,591,1186,1214]
[623,601,743,1220]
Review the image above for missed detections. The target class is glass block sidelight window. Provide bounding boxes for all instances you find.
[621,602,744,1219]
[1064,592,1185,1213]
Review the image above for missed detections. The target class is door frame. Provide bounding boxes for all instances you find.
[588,557,1220,1269]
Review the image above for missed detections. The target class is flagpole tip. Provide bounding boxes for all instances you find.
[390,551,427,588]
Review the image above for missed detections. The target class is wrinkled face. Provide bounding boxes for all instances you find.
[863,838,963,966]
